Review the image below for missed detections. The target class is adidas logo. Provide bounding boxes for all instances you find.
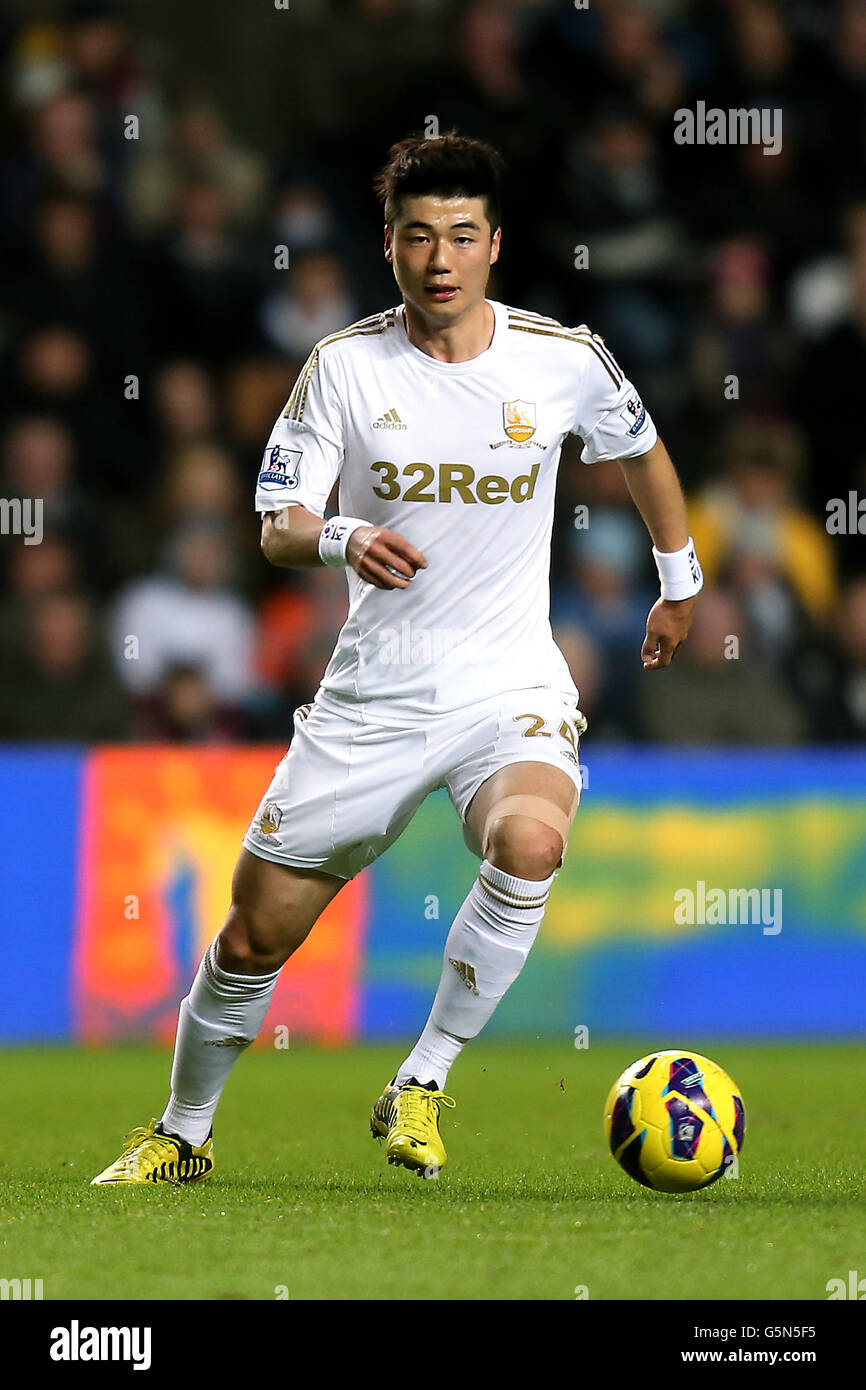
[372,407,407,430]
[147,1154,212,1182]
[449,958,479,995]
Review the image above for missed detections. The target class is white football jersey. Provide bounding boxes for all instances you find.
[255,300,657,711]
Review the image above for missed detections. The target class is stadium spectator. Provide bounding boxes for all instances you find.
[62,0,153,122]
[109,516,258,719]
[832,577,866,739]
[151,361,220,449]
[689,418,839,659]
[552,505,654,739]
[127,99,267,232]
[797,258,866,531]
[0,533,84,665]
[137,661,243,742]
[224,358,297,450]
[0,591,128,740]
[157,442,244,524]
[689,239,793,420]
[273,184,337,256]
[260,249,357,359]
[3,416,102,545]
[3,532,82,602]
[796,577,866,742]
[252,566,349,730]
[4,321,148,499]
[143,176,260,368]
[788,198,866,342]
[152,442,258,590]
[640,587,807,744]
[3,88,112,238]
[7,191,143,372]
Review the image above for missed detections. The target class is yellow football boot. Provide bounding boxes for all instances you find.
[371,1078,456,1177]
[90,1119,214,1186]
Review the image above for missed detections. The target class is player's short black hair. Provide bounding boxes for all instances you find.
[374,131,505,233]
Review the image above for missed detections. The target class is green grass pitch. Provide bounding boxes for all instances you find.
[1,1041,864,1301]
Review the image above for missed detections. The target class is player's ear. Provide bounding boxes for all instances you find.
[384,224,393,263]
[489,226,501,266]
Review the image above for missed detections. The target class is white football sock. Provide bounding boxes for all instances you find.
[161,940,280,1146]
[395,859,555,1090]
[394,1018,467,1091]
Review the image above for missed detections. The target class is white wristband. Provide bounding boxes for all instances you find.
[318,515,372,567]
[652,536,703,600]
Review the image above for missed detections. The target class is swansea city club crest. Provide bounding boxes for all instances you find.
[259,802,283,836]
[502,399,536,443]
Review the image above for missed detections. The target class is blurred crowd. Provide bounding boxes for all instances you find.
[0,0,864,746]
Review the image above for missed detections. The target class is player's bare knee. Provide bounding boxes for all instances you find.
[216,904,295,974]
[485,814,564,880]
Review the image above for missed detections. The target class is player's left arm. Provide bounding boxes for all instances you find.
[618,437,699,670]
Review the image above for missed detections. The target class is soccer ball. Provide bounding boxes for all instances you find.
[603,1049,745,1193]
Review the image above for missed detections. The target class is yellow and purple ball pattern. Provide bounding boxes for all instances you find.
[603,1050,745,1193]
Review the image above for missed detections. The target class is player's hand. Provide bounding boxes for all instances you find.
[346,525,429,590]
[641,596,696,670]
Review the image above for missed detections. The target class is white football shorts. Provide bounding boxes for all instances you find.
[242,685,586,881]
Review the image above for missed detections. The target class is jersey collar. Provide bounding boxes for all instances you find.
[395,299,504,373]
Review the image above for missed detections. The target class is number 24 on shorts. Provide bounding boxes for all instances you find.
[512,709,585,766]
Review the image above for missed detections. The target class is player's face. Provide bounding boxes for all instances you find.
[385,195,500,324]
